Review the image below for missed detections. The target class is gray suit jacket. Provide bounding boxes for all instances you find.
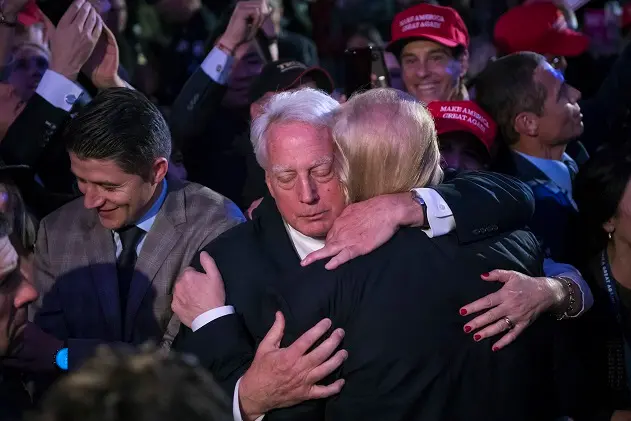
[32,177,245,369]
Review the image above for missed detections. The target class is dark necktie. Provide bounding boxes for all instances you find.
[116,226,145,317]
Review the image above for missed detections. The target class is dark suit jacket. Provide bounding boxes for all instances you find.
[33,178,244,370]
[0,93,78,215]
[169,68,227,151]
[266,225,565,421]
[493,151,579,264]
[173,171,537,395]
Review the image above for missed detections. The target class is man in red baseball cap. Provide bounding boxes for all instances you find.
[386,3,470,105]
[494,2,590,73]
[428,100,497,171]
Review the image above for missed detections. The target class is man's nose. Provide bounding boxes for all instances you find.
[415,60,430,78]
[297,176,319,204]
[83,186,105,209]
[14,280,38,309]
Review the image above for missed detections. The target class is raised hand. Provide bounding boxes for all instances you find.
[49,0,103,81]
[218,0,270,54]
[82,23,123,89]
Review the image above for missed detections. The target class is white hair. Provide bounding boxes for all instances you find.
[250,88,340,169]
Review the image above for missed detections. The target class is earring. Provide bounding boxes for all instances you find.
[608,232,613,240]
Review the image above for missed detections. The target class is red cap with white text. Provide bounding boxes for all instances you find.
[427,101,497,152]
[387,4,469,54]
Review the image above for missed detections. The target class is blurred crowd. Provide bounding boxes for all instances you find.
[1,0,631,420]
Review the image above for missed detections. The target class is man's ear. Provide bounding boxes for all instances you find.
[514,111,539,138]
[151,157,169,184]
[250,102,265,120]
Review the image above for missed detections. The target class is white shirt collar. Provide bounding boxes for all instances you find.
[515,151,575,198]
[283,221,325,260]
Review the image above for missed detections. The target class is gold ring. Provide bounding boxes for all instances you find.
[504,317,515,330]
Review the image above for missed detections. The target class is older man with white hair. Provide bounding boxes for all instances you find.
[172,88,587,421]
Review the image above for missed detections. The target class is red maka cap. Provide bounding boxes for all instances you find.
[427,101,497,153]
[18,0,42,26]
[494,2,589,57]
[387,4,469,54]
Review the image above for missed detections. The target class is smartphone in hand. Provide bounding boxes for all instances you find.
[344,46,391,98]
[36,0,75,25]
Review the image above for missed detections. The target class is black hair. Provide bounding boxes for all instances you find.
[64,88,172,180]
[475,52,548,145]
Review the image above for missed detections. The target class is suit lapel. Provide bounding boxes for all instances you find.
[84,216,122,340]
[123,181,185,340]
[511,152,578,211]
[256,196,302,276]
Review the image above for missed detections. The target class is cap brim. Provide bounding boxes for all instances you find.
[18,12,40,26]
[386,35,460,55]
[435,119,493,153]
[540,29,590,57]
[287,66,335,94]
[0,165,33,180]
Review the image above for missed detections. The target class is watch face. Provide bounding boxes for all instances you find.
[56,348,69,370]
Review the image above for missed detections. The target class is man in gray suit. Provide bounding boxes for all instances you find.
[12,88,244,376]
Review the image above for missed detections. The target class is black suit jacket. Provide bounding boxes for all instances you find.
[174,171,536,394]
[493,151,579,264]
[169,68,227,151]
[0,93,78,217]
[266,226,565,421]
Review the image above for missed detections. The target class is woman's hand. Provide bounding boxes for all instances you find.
[459,270,566,351]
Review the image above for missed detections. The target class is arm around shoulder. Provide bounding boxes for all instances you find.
[431,170,535,244]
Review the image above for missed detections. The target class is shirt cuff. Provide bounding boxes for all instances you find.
[201,47,235,85]
[412,188,455,238]
[191,305,235,332]
[35,70,83,112]
[234,377,265,421]
[543,259,594,316]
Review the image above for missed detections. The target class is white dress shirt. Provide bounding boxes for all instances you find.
[35,69,84,112]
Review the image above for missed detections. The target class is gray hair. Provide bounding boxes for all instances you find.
[250,88,340,169]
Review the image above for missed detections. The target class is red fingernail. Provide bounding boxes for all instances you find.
[464,326,472,333]
[474,334,481,341]
[459,308,467,316]
[481,272,489,278]
[492,346,499,352]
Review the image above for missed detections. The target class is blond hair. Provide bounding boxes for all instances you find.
[333,88,443,203]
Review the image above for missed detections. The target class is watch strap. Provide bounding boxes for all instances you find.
[411,190,430,230]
